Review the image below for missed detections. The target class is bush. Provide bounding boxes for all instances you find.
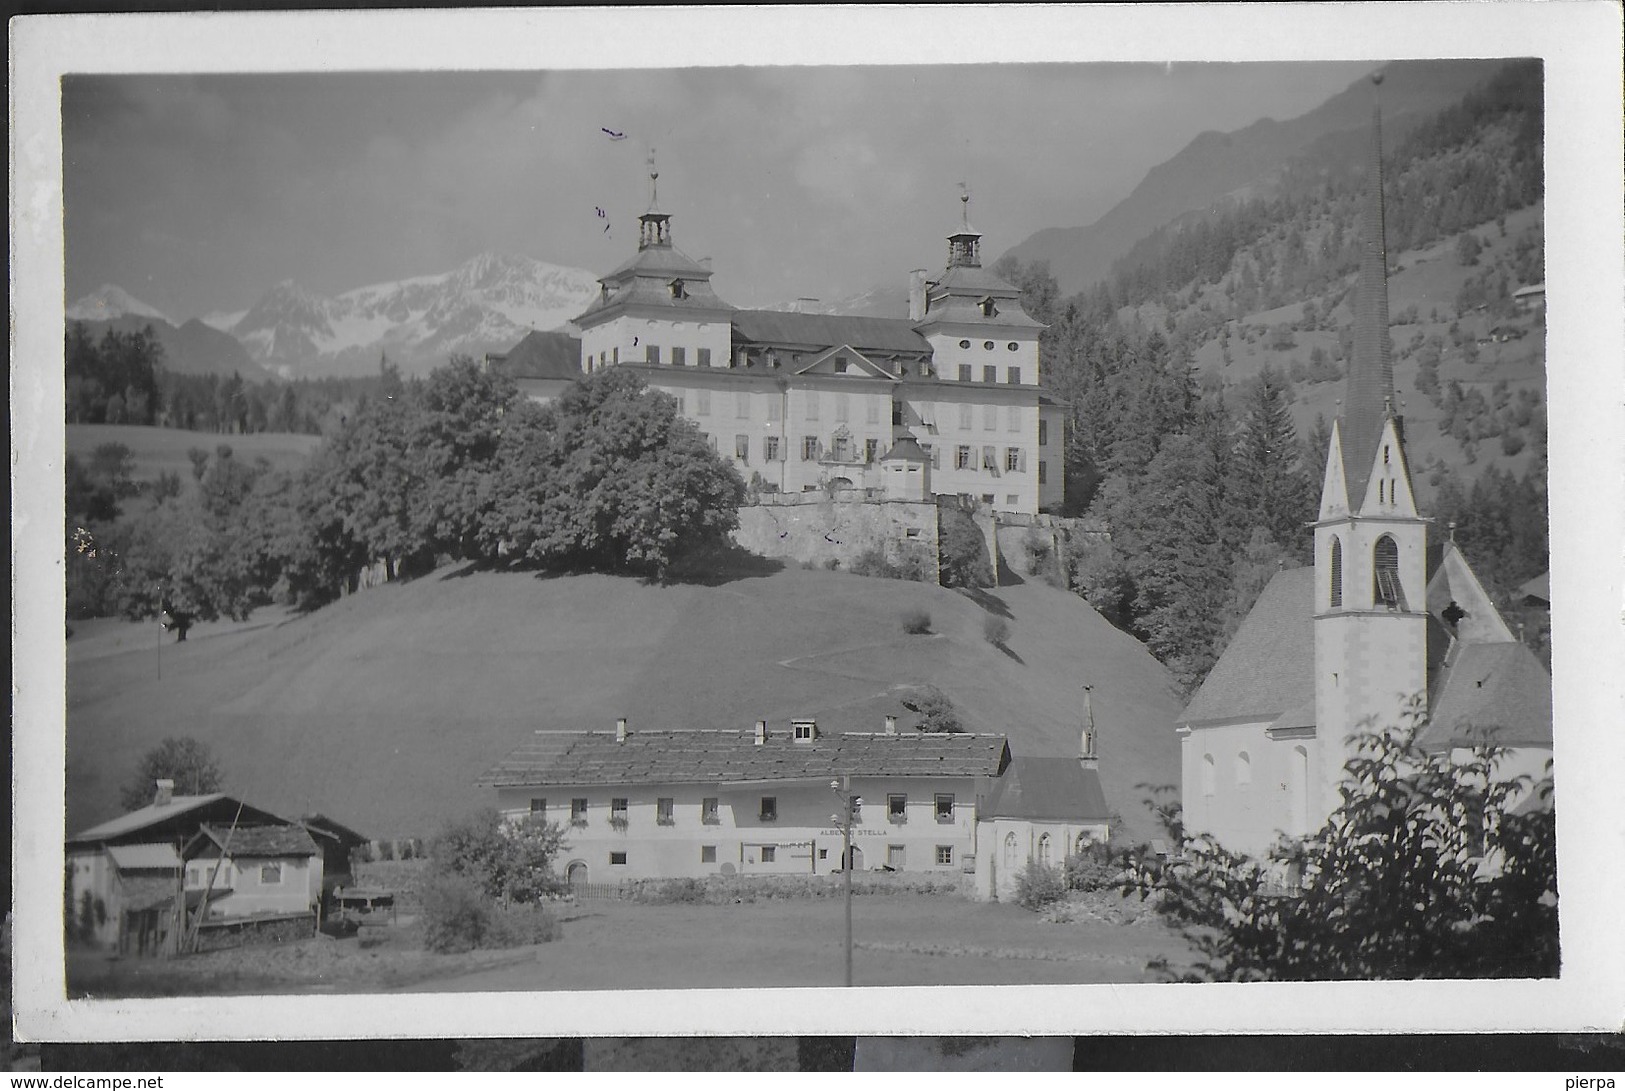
[900,608,932,635]
[486,902,559,947]
[850,544,932,583]
[937,506,994,589]
[1013,861,1066,910]
[982,615,1010,646]
[420,873,493,954]
[1126,700,1558,981]
[1062,844,1118,893]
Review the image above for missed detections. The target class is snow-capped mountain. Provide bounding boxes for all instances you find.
[229,252,601,378]
[67,284,171,325]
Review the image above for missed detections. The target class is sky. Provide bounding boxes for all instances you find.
[62,62,1378,319]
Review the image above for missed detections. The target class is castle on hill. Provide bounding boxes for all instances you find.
[1176,79,1554,857]
[492,159,1066,517]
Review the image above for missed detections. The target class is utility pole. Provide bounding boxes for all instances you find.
[829,775,857,987]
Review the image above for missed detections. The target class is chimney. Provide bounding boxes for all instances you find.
[154,778,175,808]
[908,269,928,322]
[884,714,898,735]
[615,717,628,744]
[754,719,768,746]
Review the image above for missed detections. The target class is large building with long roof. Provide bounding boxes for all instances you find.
[565,160,1065,515]
[1176,78,1553,857]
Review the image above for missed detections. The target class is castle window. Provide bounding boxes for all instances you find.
[958,364,972,382]
[983,340,996,350]
[1037,420,1048,446]
[698,348,711,368]
[834,356,849,373]
[1037,833,1052,866]
[671,346,686,367]
[610,851,627,866]
[646,344,660,365]
[981,300,998,318]
[734,435,749,463]
[1008,367,1022,385]
[764,435,781,462]
[865,438,879,463]
[529,797,547,816]
[1007,342,1019,351]
[983,365,997,384]
[959,339,971,349]
[982,446,998,471]
[570,798,588,826]
[613,347,619,365]
[759,797,778,822]
[669,278,687,299]
[801,436,820,461]
[1330,536,1343,608]
[657,797,675,825]
[1005,448,1021,472]
[935,845,954,866]
[1038,460,1047,485]
[701,845,717,863]
[701,798,719,824]
[1373,535,1403,609]
[955,445,973,470]
[1235,751,1252,788]
[761,845,777,863]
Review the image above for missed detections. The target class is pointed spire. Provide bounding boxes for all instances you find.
[638,146,671,250]
[1341,71,1394,505]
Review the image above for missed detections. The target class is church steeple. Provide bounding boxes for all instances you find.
[1340,73,1395,507]
[638,147,672,250]
[946,182,982,268]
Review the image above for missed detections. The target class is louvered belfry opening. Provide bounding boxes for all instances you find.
[1373,534,1403,609]
[1329,536,1343,608]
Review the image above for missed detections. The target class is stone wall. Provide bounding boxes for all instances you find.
[733,496,939,581]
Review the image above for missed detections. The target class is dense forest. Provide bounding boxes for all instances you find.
[66,320,398,435]
[987,60,1548,690]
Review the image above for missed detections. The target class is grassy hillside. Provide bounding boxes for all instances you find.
[66,424,322,483]
[65,565,1185,845]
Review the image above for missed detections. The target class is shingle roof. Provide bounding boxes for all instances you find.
[1418,641,1553,750]
[1179,567,1316,726]
[880,433,930,463]
[730,310,932,356]
[487,330,581,380]
[479,728,1011,788]
[980,757,1112,821]
[106,843,181,871]
[69,795,291,847]
[192,824,321,858]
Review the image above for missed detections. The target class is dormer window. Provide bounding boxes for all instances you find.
[980,298,999,318]
[792,720,817,743]
[834,356,849,373]
[669,278,687,300]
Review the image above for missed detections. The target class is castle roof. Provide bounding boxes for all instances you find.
[730,310,932,356]
[479,727,1011,788]
[486,330,582,381]
[1178,567,1317,727]
[980,757,1112,822]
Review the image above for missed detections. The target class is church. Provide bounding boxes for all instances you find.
[563,158,1066,515]
[1176,80,1553,858]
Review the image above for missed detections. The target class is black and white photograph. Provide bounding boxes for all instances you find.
[11,2,1623,1048]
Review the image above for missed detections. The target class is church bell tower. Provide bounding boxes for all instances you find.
[1312,72,1429,815]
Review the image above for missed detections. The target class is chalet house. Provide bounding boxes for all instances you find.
[1175,84,1552,859]
[490,158,1067,515]
[181,824,324,929]
[64,781,293,953]
[481,716,1112,901]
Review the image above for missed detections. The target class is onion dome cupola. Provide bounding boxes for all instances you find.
[913,185,1044,334]
[574,147,733,328]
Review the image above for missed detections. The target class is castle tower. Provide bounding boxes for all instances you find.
[1312,72,1429,816]
[573,148,734,376]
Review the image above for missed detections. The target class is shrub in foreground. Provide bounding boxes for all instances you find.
[1013,861,1066,910]
[420,873,559,953]
[1125,700,1558,981]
